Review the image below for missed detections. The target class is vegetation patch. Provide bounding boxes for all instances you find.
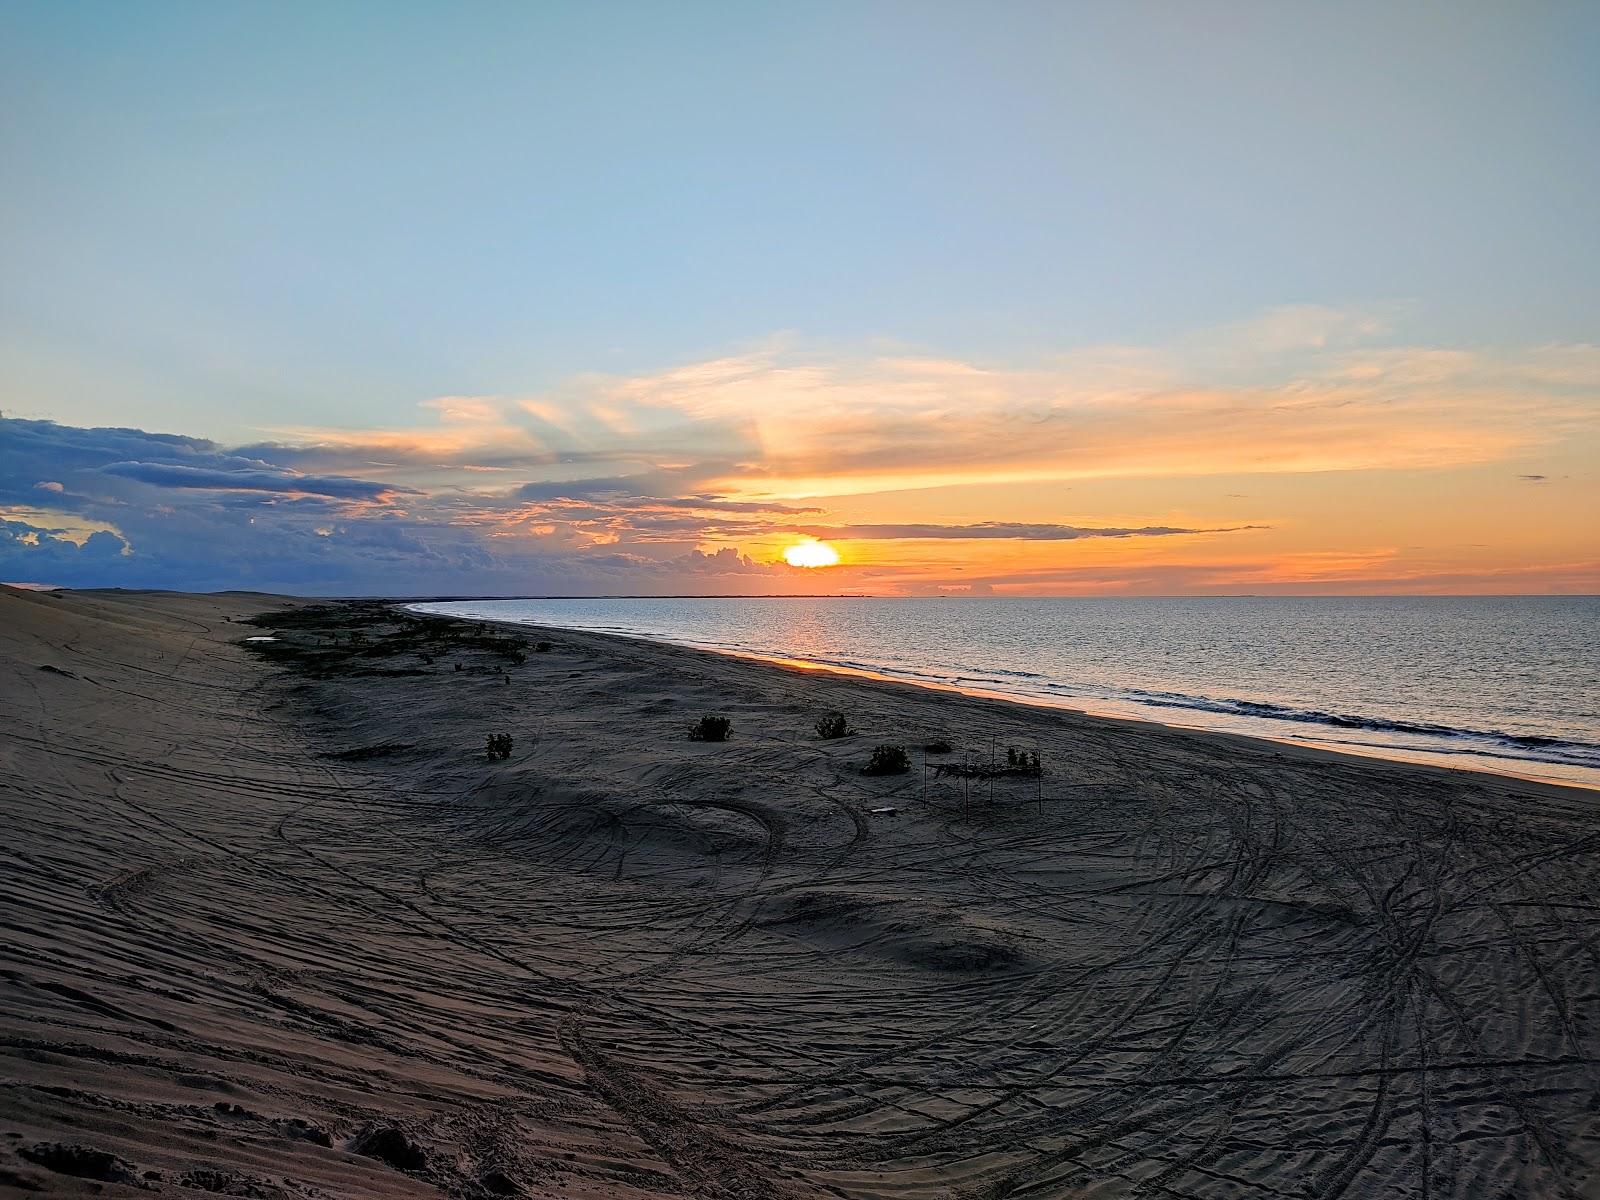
[932,747,1043,780]
[862,744,911,776]
[815,711,855,739]
[689,714,732,742]
[241,604,531,677]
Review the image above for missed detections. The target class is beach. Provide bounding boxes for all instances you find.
[4,584,1600,1198]
[410,595,1600,790]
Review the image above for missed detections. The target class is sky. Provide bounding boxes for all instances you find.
[2,1,1596,596]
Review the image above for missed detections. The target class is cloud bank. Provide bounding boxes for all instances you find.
[3,310,1593,595]
[5,413,1257,594]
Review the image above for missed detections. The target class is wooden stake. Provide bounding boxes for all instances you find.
[988,736,995,807]
[1036,736,1043,815]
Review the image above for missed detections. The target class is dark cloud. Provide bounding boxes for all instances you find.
[1517,474,1548,482]
[0,517,130,581]
[0,415,796,594]
[0,416,213,467]
[100,460,410,499]
[2,417,216,508]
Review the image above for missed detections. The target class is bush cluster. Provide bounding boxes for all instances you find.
[815,711,855,740]
[485,733,514,760]
[1006,746,1042,774]
[862,744,911,776]
[688,714,732,742]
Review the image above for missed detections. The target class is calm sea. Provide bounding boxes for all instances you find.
[410,596,1600,789]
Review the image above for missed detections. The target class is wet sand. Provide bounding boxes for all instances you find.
[4,585,1599,1198]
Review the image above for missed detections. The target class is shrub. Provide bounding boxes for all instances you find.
[688,714,732,742]
[1005,747,1042,775]
[863,744,911,776]
[534,641,552,653]
[923,739,953,754]
[484,733,513,760]
[815,711,855,740]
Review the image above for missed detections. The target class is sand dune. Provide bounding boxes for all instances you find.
[3,587,1599,1198]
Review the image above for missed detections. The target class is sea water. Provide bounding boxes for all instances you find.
[410,596,1600,789]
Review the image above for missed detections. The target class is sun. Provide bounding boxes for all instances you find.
[783,539,841,569]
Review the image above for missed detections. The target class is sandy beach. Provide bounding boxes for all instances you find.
[4,584,1599,1199]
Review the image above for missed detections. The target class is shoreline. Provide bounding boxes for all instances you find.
[413,602,1600,799]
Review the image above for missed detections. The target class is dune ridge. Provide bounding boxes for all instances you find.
[3,587,1599,1198]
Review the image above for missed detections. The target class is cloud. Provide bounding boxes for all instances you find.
[289,323,1588,505]
[8,411,1269,593]
[1,517,129,575]
[228,311,1593,509]
[0,415,806,593]
[798,522,1267,541]
[99,460,412,499]
[4,308,1593,595]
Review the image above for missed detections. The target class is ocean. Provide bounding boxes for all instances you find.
[410,595,1600,789]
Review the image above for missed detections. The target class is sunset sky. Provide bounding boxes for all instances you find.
[3,2,1596,595]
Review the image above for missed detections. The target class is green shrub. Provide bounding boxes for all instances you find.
[863,744,911,776]
[815,711,855,740]
[688,714,732,742]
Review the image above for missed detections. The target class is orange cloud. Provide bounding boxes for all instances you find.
[262,310,1595,504]
[222,308,1595,595]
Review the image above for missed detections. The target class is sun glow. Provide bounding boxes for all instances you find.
[783,539,841,568]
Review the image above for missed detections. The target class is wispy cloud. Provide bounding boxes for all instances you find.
[798,522,1267,541]
[250,309,1591,503]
